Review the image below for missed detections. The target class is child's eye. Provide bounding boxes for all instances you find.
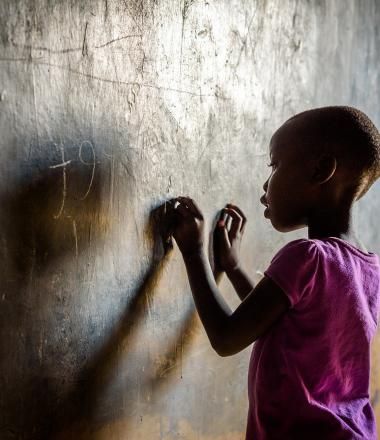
[267,162,276,168]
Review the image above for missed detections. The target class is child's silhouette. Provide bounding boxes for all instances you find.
[164,106,380,439]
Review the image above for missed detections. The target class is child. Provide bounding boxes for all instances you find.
[164,106,380,439]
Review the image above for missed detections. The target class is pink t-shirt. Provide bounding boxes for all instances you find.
[246,237,380,439]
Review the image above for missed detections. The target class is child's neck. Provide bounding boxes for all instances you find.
[306,206,367,252]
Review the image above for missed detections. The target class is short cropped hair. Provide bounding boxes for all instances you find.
[289,106,380,194]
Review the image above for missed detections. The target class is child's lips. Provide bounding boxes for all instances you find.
[260,195,269,208]
[260,195,270,217]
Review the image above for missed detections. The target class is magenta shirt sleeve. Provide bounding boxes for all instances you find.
[263,239,320,308]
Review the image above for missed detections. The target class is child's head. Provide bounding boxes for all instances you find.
[261,106,380,233]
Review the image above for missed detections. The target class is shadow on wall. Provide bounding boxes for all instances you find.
[0,141,201,439]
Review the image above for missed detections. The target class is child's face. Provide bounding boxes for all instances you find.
[261,120,316,232]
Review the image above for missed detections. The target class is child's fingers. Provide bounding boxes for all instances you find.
[167,198,180,210]
[220,210,232,228]
[175,201,191,218]
[226,203,246,222]
[216,218,231,247]
[162,200,176,221]
[225,208,243,239]
[177,196,203,220]
[226,203,247,233]
[218,210,228,224]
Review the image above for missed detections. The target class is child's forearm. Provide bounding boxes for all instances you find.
[226,266,255,301]
[212,267,224,285]
[182,249,232,353]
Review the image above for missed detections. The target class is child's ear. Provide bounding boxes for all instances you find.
[311,154,337,185]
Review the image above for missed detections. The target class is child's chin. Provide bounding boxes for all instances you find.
[269,217,293,233]
[273,221,306,233]
[265,210,294,232]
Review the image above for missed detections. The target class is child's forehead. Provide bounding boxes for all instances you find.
[269,124,304,159]
[269,117,305,156]
[269,130,288,156]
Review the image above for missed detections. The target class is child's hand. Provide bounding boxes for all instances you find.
[213,203,247,273]
[166,196,205,256]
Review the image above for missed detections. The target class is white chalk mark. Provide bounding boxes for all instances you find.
[180,334,183,379]
[49,160,72,168]
[78,140,96,200]
[72,219,78,258]
[145,291,153,321]
[38,333,44,364]
[52,143,68,219]
[31,45,40,159]
[108,155,114,215]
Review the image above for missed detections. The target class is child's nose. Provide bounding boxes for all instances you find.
[263,179,268,192]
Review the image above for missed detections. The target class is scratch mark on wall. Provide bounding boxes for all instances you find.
[0,56,34,61]
[104,0,109,22]
[232,7,258,70]
[120,160,136,181]
[78,140,96,201]
[95,34,142,49]
[179,0,194,78]
[179,2,185,77]
[0,57,226,99]
[122,0,143,33]
[166,175,172,193]
[82,22,89,57]
[127,84,140,113]
[195,138,212,169]
[10,33,141,55]
[10,41,82,54]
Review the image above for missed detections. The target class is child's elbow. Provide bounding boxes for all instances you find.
[212,346,230,357]
[211,338,238,357]
[211,331,258,357]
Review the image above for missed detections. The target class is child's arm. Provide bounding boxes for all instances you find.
[166,197,290,357]
[183,248,289,356]
[212,203,255,300]
[225,265,255,301]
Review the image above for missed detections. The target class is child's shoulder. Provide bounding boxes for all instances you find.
[277,237,379,264]
[311,237,378,262]
[276,238,318,253]
[271,238,319,263]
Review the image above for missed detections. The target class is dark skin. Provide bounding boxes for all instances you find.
[165,113,367,357]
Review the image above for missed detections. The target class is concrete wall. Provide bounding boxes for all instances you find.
[0,1,380,438]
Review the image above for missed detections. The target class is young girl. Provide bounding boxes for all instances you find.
[164,106,380,439]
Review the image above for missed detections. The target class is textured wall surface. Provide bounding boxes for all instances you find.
[0,1,380,439]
